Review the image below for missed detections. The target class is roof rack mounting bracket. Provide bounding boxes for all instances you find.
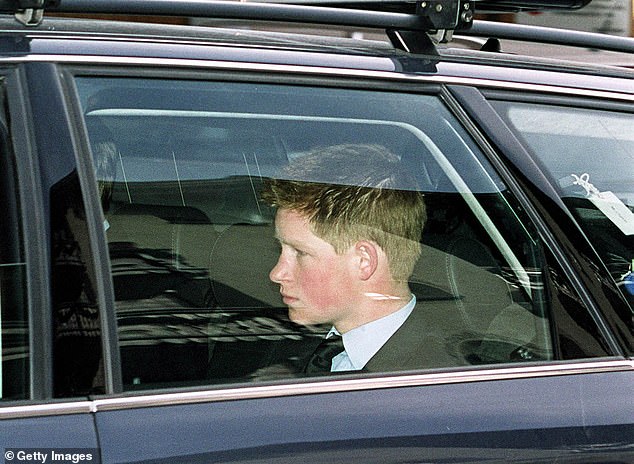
[0,0,59,26]
[386,0,472,52]
[387,29,436,54]
[15,7,43,26]
[429,28,453,44]
[417,0,473,31]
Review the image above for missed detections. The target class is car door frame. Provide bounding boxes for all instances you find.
[0,62,101,451]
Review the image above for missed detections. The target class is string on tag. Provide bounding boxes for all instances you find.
[571,173,600,197]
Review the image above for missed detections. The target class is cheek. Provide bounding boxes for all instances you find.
[298,261,351,307]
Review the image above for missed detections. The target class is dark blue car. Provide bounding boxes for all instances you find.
[2,0,633,462]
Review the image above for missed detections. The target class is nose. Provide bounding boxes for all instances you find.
[269,254,288,284]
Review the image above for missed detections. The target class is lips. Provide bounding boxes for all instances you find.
[282,295,298,305]
[280,291,299,305]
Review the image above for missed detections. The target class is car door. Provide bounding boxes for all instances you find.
[65,65,633,463]
[0,65,101,455]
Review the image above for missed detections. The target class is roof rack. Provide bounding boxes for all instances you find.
[1,0,597,52]
[464,20,634,54]
[4,0,477,51]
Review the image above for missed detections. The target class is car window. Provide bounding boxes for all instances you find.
[50,170,106,398]
[0,99,29,401]
[490,101,634,308]
[75,77,612,391]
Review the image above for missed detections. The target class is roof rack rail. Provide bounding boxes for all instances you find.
[274,0,590,10]
[46,0,471,31]
[463,20,634,54]
[44,0,477,52]
[473,0,589,12]
[1,0,599,51]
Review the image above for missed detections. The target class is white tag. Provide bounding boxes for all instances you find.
[589,191,634,236]
[572,173,634,236]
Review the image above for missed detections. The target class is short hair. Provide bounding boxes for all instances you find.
[262,144,426,281]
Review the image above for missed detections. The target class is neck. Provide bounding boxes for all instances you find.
[335,283,412,334]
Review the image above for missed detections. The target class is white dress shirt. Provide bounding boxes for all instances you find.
[329,295,416,372]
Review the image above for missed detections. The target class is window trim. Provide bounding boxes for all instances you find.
[14,54,634,102]
[481,89,634,114]
[0,358,631,419]
[60,68,123,395]
[2,66,53,401]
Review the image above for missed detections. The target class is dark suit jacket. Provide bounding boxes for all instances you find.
[247,300,469,381]
[363,302,467,372]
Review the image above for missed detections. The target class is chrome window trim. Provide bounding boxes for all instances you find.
[0,401,94,420]
[1,359,631,419]
[90,359,634,411]
[2,54,634,103]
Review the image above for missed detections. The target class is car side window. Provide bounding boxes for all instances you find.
[491,101,634,308]
[0,93,29,401]
[75,77,611,391]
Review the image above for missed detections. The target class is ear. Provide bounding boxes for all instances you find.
[354,240,379,281]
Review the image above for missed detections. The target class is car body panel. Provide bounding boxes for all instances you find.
[1,409,98,449]
[94,366,634,462]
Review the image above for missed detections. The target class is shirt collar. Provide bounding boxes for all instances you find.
[329,294,416,370]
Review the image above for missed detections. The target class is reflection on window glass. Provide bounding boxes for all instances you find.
[51,171,104,397]
[76,77,605,390]
[0,108,29,400]
[493,102,634,308]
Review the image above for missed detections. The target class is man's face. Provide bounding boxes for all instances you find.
[270,208,358,329]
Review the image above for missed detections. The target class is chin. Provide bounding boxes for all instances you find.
[288,309,317,327]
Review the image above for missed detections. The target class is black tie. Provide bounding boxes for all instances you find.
[304,335,345,373]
